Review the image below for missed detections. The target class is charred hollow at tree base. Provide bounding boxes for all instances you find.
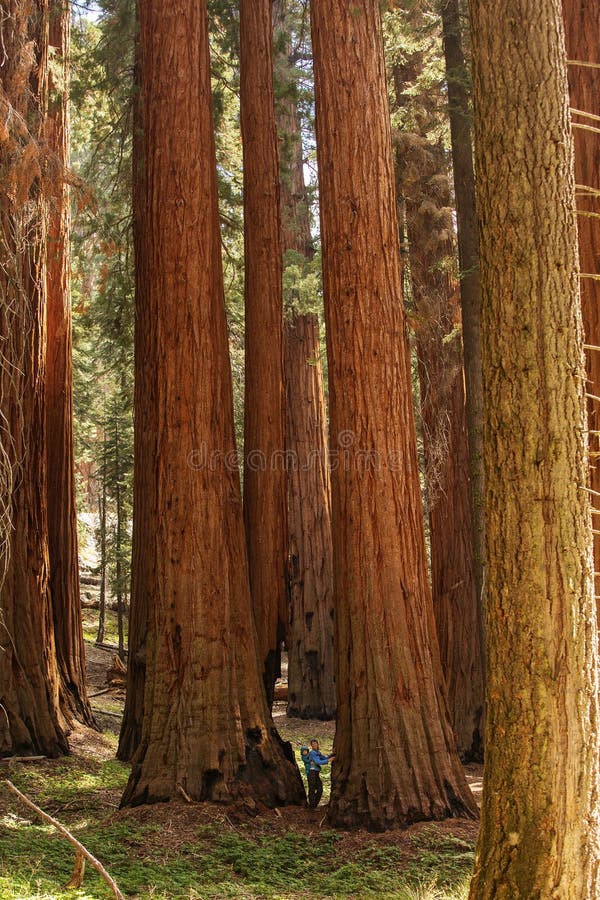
[120,727,305,809]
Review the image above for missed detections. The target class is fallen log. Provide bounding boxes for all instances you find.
[3,779,125,899]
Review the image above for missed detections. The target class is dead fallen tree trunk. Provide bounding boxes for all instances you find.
[3,779,125,899]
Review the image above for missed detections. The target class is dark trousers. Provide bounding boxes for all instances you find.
[308,769,323,808]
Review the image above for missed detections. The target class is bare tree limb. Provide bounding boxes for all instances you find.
[3,779,125,900]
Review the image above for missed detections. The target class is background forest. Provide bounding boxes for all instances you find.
[1,0,599,898]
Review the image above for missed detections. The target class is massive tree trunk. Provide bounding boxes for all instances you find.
[118,37,147,762]
[45,0,94,728]
[562,0,600,584]
[240,0,288,705]
[310,0,477,830]
[468,1,600,894]
[284,314,335,719]
[273,0,335,719]
[121,0,304,808]
[397,132,484,762]
[0,0,67,758]
[439,0,485,621]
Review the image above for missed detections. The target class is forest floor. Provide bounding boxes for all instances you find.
[0,639,482,899]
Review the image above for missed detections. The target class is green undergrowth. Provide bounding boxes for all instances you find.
[1,755,474,899]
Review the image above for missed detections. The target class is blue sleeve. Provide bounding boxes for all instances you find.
[310,750,331,765]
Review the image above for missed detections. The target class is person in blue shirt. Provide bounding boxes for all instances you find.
[307,738,335,808]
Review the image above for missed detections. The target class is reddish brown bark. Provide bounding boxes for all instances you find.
[121,0,304,807]
[118,37,147,763]
[310,0,477,829]
[273,0,335,717]
[240,0,288,704]
[285,314,335,719]
[45,0,94,728]
[273,0,313,261]
[440,0,485,618]
[468,0,600,894]
[563,0,600,582]
[0,0,67,758]
[398,135,484,762]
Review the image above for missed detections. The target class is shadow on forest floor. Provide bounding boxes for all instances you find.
[0,641,480,899]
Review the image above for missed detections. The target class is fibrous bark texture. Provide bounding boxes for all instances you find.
[468,0,600,895]
[397,133,483,762]
[121,0,304,808]
[440,0,485,617]
[118,37,147,763]
[563,0,600,584]
[310,0,477,830]
[285,314,335,720]
[241,0,288,705]
[0,0,67,758]
[46,0,94,728]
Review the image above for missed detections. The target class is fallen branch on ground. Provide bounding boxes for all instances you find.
[3,779,125,900]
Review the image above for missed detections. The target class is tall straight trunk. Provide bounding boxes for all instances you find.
[397,132,484,762]
[121,0,304,808]
[114,417,125,661]
[273,0,335,718]
[285,314,335,719]
[118,38,148,762]
[310,0,477,830]
[440,0,485,622]
[272,0,313,261]
[45,0,94,727]
[0,0,67,758]
[468,0,600,894]
[241,0,288,705]
[562,0,600,584]
[96,453,107,646]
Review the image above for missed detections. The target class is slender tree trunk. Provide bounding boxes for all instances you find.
[467,1,600,894]
[310,0,477,830]
[114,417,125,661]
[118,36,148,762]
[0,0,67,758]
[562,0,600,587]
[240,0,288,705]
[397,132,484,762]
[439,0,485,630]
[121,0,304,808]
[284,314,335,719]
[45,0,94,728]
[96,452,107,646]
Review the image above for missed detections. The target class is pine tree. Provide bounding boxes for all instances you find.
[468,0,600,893]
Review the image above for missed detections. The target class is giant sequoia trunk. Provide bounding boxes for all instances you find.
[273,0,335,719]
[284,314,335,720]
[397,134,484,762]
[121,0,304,808]
[468,0,600,894]
[440,0,485,617]
[563,0,600,582]
[0,0,67,758]
[240,0,288,705]
[45,0,94,728]
[310,0,477,830]
[272,0,314,261]
[118,38,147,763]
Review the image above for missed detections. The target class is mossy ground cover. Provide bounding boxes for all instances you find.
[0,644,478,899]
